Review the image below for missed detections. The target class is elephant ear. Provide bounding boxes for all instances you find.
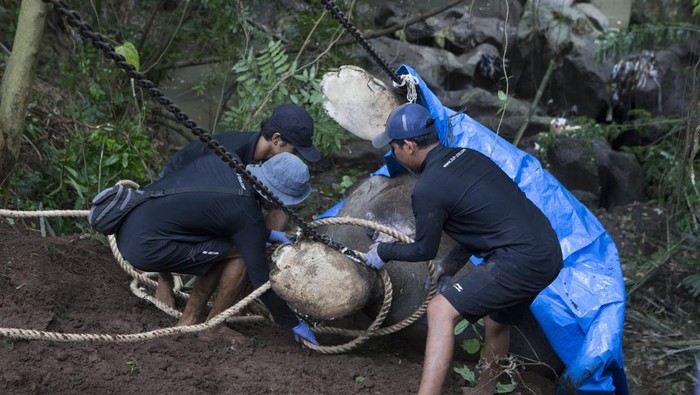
[320,65,405,141]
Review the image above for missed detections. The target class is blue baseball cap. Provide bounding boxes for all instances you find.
[372,103,436,148]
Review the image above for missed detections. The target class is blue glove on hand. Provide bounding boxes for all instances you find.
[365,243,386,269]
[268,230,291,244]
[292,320,319,346]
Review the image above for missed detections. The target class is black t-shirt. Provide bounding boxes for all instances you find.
[378,145,562,283]
[162,131,260,177]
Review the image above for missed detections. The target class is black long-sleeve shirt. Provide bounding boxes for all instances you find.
[118,147,298,328]
[378,145,561,287]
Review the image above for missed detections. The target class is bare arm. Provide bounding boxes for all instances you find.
[262,201,289,231]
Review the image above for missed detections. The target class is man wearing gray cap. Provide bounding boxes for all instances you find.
[117,151,318,347]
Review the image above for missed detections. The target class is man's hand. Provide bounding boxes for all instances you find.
[292,320,319,346]
[365,243,386,269]
[268,230,291,244]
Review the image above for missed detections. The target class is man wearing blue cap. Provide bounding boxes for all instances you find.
[117,151,318,348]
[366,103,562,394]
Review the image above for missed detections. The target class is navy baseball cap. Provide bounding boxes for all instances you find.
[372,103,436,148]
[265,104,321,163]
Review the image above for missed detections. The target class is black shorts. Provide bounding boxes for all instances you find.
[441,259,548,326]
[126,237,235,276]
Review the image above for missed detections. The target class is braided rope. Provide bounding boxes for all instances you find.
[0,283,271,342]
[304,217,438,345]
[0,209,89,217]
[0,209,438,352]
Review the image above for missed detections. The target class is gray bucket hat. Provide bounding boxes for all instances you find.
[246,152,312,206]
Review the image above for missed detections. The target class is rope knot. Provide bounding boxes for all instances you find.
[393,74,419,103]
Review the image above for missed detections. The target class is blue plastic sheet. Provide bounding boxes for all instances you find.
[322,65,629,394]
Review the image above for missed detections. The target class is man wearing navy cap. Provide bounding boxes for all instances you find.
[163,103,321,175]
[366,103,562,394]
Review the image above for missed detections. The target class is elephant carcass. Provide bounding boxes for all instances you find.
[317,173,564,376]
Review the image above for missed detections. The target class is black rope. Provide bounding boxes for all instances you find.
[320,0,402,86]
[42,0,362,262]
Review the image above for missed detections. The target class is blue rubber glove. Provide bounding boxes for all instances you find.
[292,320,319,346]
[365,243,386,269]
[268,230,291,244]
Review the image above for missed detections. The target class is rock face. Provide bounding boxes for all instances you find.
[546,136,646,209]
[357,0,693,131]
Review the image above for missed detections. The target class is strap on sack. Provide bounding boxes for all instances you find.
[145,186,255,199]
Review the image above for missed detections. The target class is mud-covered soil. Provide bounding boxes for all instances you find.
[0,222,557,394]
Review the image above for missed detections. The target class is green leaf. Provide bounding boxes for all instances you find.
[114,41,140,71]
[0,340,14,351]
[461,338,481,354]
[453,365,476,383]
[454,319,469,335]
[496,381,517,393]
[497,90,507,101]
[103,155,120,167]
[354,375,365,382]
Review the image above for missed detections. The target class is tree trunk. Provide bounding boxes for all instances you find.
[0,0,48,185]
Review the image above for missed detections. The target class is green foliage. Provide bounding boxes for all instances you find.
[331,174,357,197]
[496,382,517,393]
[595,24,697,61]
[454,365,476,384]
[115,41,140,71]
[682,273,700,298]
[454,365,518,393]
[0,5,18,47]
[126,359,140,374]
[318,169,361,201]
[496,90,511,115]
[222,40,347,156]
[454,319,484,355]
[1,41,160,235]
[454,319,470,335]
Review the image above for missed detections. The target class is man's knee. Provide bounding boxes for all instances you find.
[426,295,460,322]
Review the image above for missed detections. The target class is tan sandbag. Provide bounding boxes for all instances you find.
[320,65,404,141]
[270,240,371,320]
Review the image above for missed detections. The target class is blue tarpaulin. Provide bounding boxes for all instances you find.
[322,65,629,394]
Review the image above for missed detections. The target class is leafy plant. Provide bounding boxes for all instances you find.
[332,174,357,197]
[595,24,698,61]
[221,40,348,157]
[454,365,476,384]
[454,318,484,356]
[126,359,140,374]
[682,273,700,298]
[1,43,160,235]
